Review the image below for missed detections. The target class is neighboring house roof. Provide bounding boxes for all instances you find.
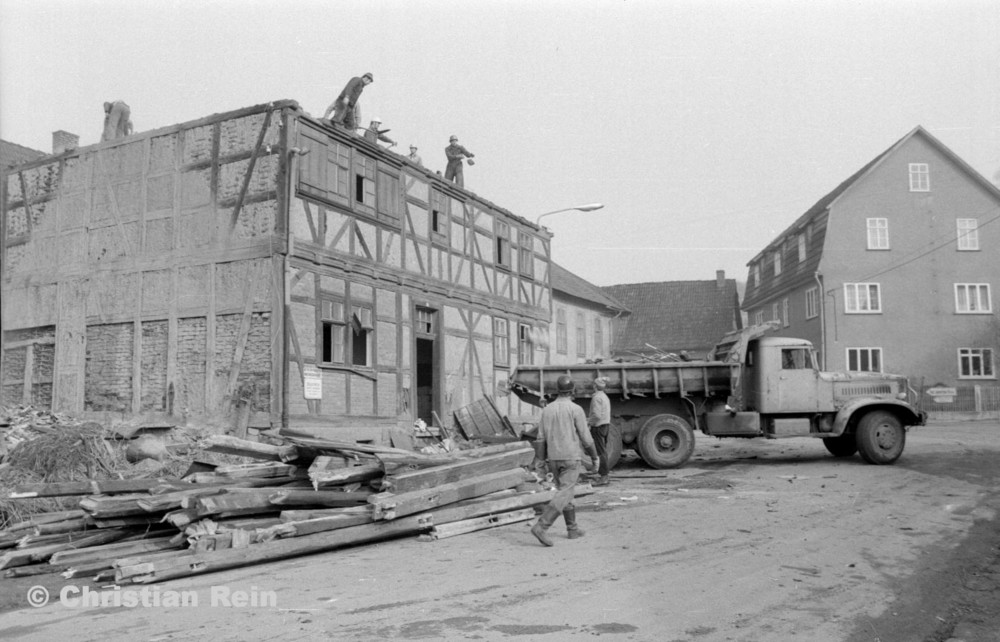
[550,262,629,313]
[742,125,1000,310]
[1,139,46,170]
[602,278,742,357]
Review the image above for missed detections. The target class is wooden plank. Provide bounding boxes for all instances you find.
[8,478,173,498]
[202,434,300,462]
[213,462,298,478]
[381,445,534,494]
[187,492,281,519]
[126,513,432,584]
[3,510,86,532]
[50,535,179,566]
[310,462,383,488]
[424,508,535,540]
[278,506,371,522]
[34,517,95,535]
[136,487,226,512]
[367,468,531,521]
[78,495,154,518]
[0,529,129,570]
[268,490,372,507]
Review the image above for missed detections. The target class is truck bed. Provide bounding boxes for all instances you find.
[509,360,738,407]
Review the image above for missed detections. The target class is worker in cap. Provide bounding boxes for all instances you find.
[587,377,612,486]
[324,73,374,131]
[407,144,423,167]
[363,117,396,148]
[530,374,599,547]
[444,135,475,188]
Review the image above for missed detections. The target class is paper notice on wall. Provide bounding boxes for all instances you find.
[303,366,322,400]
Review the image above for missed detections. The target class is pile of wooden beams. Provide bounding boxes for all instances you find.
[1,432,582,585]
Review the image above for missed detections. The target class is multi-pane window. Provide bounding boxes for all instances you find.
[957,219,979,251]
[376,168,400,221]
[415,308,434,335]
[797,234,806,263]
[772,302,780,323]
[959,348,995,379]
[752,264,760,288]
[782,298,790,327]
[753,310,764,326]
[518,323,533,365]
[593,317,604,355]
[575,312,586,357]
[493,318,509,366]
[320,299,346,364]
[847,347,882,373]
[805,287,818,319]
[844,283,882,313]
[518,232,534,279]
[349,305,373,366]
[495,221,511,268]
[555,309,567,354]
[955,284,992,313]
[320,299,372,367]
[867,218,889,249]
[773,251,782,276]
[298,128,351,207]
[909,163,930,192]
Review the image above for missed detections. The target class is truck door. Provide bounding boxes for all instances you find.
[768,347,820,412]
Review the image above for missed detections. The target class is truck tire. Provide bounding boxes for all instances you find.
[855,410,906,464]
[636,414,695,469]
[823,433,858,458]
[606,423,623,470]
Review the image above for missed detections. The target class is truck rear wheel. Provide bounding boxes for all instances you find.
[856,410,905,464]
[823,433,858,458]
[636,414,695,469]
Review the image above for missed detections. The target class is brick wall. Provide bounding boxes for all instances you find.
[176,317,207,414]
[85,323,134,411]
[2,326,56,407]
[141,320,169,411]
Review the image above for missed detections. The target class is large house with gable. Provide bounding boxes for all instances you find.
[741,126,1000,409]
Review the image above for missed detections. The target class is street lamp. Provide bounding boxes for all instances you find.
[535,203,604,227]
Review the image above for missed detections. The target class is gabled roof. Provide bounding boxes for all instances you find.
[550,262,628,313]
[1,139,46,170]
[602,278,742,356]
[742,126,1000,310]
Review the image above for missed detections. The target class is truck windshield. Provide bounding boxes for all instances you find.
[781,348,811,370]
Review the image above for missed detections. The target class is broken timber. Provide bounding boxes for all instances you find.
[201,434,300,462]
[380,444,534,494]
[367,468,532,521]
[422,507,536,540]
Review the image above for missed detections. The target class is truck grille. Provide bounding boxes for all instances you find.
[836,384,893,398]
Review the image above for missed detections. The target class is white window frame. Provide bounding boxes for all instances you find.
[797,234,806,263]
[752,264,760,288]
[846,347,883,373]
[805,287,818,319]
[958,348,995,379]
[771,302,780,323]
[957,219,979,251]
[782,298,790,327]
[555,308,567,355]
[593,316,604,356]
[773,250,782,276]
[909,163,930,192]
[955,283,992,313]
[493,318,510,366]
[844,283,882,314]
[753,310,764,326]
[866,218,889,250]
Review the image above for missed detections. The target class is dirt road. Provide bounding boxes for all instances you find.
[2,419,998,642]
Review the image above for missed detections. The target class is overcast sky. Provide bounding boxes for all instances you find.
[2,0,997,287]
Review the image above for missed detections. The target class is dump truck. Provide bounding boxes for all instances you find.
[508,323,926,469]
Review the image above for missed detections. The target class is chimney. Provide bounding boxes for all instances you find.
[52,130,79,155]
[716,270,725,288]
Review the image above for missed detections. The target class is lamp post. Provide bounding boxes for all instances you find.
[535,203,604,227]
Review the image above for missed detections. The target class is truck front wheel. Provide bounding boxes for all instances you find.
[855,410,906,464]
[823,433,858,458]
[636,414,695,469]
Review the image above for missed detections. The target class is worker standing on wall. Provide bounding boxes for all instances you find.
[530,375,600,546]
[101,101,133,141]
[323,72,373,131]
[444,135,475,187]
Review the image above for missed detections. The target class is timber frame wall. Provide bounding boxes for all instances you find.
[1,100,552,439]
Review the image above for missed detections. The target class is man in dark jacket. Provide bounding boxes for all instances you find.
[444,135,475,187]
[324,72,373,131]
[530,375,599,546]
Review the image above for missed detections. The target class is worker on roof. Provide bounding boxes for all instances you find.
[101,100,133,141]
[363,118,396,148]
[323,72,373,132]
[407,144,423,167]
[444,135,475,188]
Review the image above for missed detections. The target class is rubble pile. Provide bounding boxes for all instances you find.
[0,426,586,585]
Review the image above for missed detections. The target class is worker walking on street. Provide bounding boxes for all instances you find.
[588,377,612,486]
[530,375,600,546]
[444,135,475,187]
[323,72,373,131]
